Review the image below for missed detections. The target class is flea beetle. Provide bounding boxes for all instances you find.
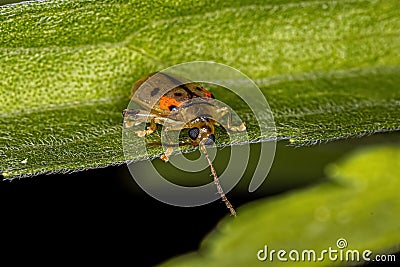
[123,72,246,216]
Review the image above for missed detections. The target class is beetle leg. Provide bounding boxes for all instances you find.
[215,107,246,132]
[123,109,154,127]
[123,109,158,137]
[134,118,157,137]
[159,120,187,162]
[163,121,187,132]
[160,121,185,146]
[160,147,173,162]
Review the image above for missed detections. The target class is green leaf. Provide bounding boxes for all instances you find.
[158,145,400,266]
[1,0,399,177]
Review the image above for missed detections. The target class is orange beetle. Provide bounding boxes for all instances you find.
[123,72,245,160]
[123,72,246,216]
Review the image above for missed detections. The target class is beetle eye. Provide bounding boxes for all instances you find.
[204,134,215,145]
[188,128,200,140]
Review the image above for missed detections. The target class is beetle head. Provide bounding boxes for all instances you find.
[188,116,215,146]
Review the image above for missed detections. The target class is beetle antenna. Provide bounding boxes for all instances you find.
[200,145,237,217]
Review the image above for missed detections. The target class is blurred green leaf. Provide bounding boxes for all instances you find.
[159,145,400,266]
[1,0,399,177]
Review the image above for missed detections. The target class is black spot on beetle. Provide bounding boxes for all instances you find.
[150,87,160,97]
[169,105,178,111]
